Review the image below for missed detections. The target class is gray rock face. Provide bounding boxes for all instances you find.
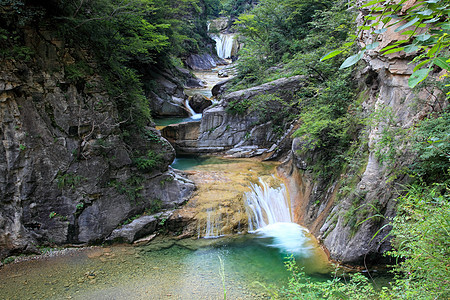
[161,121,202,154]
[209,17,230,32]
[198,76,305,153]
[185,53,227,71]
[0,28,194,259]
[211,78,233,97]
[160,76,304,156]
[146,70,190,117]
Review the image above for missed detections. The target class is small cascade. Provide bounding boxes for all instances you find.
[244,178,313,256]
[198,206,228,239]
[245,178,291,230]
[212,33,238,59]
[184,98,202,120]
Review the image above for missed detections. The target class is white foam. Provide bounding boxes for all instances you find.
[256,222,312,256]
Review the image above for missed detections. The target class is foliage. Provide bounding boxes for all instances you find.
[220,0,254,18]
[1,0,214,132]
[278,256,378,299]
[230,0,359,180]
[56,172,86,190]
[205,0,223,17]
[64,61,93,83]
[133,150,163,171]
[282,183,449,299]
[411,109,450,183]
[385,183,450,299]
[109,175,145,203]
[322,0,450,89]
[235,0,334,68]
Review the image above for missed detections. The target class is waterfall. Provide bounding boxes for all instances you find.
[245,178,291,231]
[212,34,237,59]
[244,178,312,256]
[184,98,202,120]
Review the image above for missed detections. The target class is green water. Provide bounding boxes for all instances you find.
[171,155,242,170]
[154,117,197,127]
[0,235,330,300]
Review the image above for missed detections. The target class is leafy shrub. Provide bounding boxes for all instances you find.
[133,150,162,171]
[411,110,450,184]
[278,256,377,299]
[281,183,449,299]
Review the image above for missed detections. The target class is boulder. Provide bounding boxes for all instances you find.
[189,94,213,113]
[211,78,233,97]
[0,27,195,258]
[209,17,230,32]
[106,211,173,243]
[222,75,305,105]
[185,53,227,71]
[185,78,206,88]
[218,69,228,78]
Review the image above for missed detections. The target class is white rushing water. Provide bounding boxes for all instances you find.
[184,98,202,120]
[245,178,312,256]
[212,33,237,59]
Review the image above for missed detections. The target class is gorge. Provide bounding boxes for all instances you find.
[0,0,448,299]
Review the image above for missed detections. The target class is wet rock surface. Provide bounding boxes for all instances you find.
[188,94,213,113]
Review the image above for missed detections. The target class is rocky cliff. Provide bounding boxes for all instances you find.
[279,3,447,264]
[0,26,194,259]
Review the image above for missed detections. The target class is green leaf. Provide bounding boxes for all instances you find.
[374,28,387,34]
[404,44,419,53]
[424,17,441,23]
[381,44,399,52]
[433,57,450,70]
[416,33,432,41]
[416,9,434,16]
[401,30,416,36]
[361,0,387,8]
[320,50,343,61]
[427,42,441,57]
[413,58,432,72]
[339,51,365,69]
[408,68,430,88]
[383,47,405,54]
[395,17,420,32]
[366,42,380,50]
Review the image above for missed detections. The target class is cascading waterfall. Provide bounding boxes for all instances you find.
[245,178,291,231]
[184,98,202,120]
[244,178,313,256]
[212,34,237,59]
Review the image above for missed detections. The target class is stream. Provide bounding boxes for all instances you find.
[0,157,330,299]
[0,65,334,300]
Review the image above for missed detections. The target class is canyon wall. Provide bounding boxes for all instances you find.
[281,2,445,264]
[0,26,194,259]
